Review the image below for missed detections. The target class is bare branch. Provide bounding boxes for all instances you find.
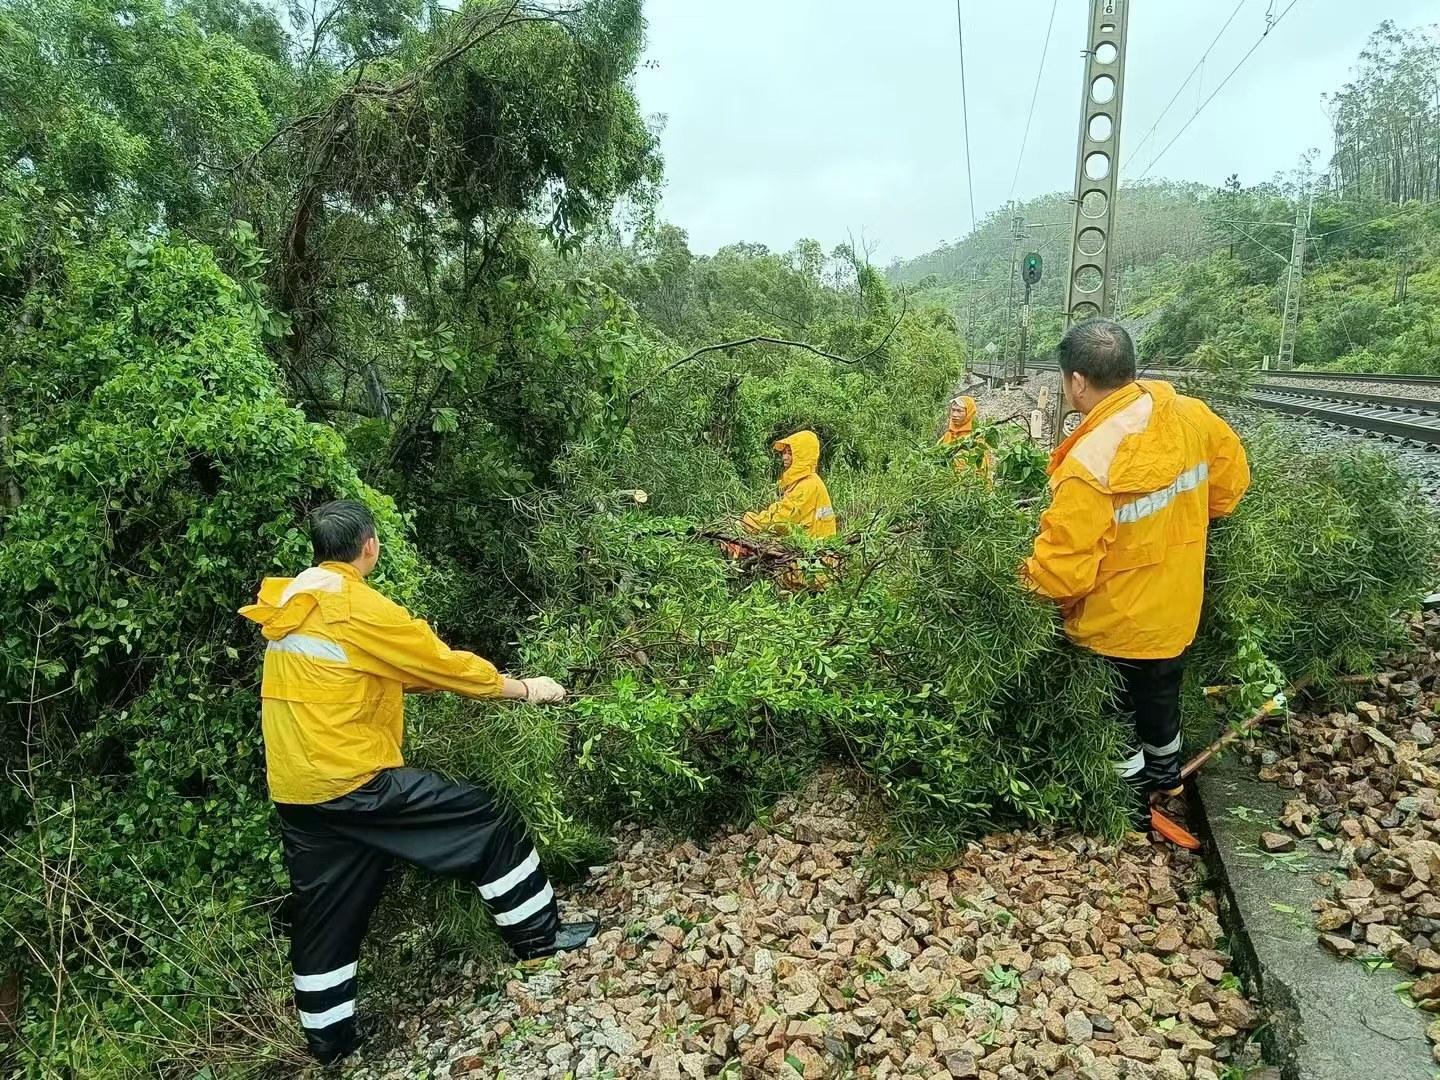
[0,411,20,507]
[625,292,908,420]
[304,0,349,69]
[232,0,556,178]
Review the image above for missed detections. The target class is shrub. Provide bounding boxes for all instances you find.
[0,235,422,1073]
[1197,418,1440,688]
[498,417,1439,855]
[502,463,1131,844]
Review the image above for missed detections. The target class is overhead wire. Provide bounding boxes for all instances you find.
[1134,0,1307,183]
[954,0,978,233]
[1313,201,1431,238]
[1007,0,1061,202]
[1122,0,1247,172]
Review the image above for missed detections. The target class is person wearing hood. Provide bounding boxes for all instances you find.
[938,395,977,445]
[1023,320,1249,814]
[239,500,596,1065]
[740,429,837,540]
[938,394,993,475]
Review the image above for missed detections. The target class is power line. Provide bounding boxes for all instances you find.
[1313,200,1431,238]
[954,0,977,233]
[1122,0,1247,171]
[1008,0,1060,202]
[1134,0,1306,183]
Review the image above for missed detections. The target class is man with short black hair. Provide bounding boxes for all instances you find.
[241,499,596,1064]
[309,499,379,564]
[1023,320,1250,825]
[1056,317,1138,393]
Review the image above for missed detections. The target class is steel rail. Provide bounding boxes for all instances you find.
[1252,383,1440,413]
[1243,390,1440,446]
[1021,360,1440,388]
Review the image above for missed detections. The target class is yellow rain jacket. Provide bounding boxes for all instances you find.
[938,395,993,475]
[938,396,977,444]
[1023,380,1249,659]
[741,430,837,539]
[239,561,505,804]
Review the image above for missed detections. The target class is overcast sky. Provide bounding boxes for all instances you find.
[632,0,1437,263]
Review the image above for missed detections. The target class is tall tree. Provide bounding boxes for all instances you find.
[1327,21,1440,203]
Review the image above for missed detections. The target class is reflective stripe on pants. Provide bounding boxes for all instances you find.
[276,767,559,1062]
[1105,653,1186,794]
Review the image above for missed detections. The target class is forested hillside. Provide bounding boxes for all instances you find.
[1,2,1437,1074]
[889,20,1440,374]
[887,181,1215,362]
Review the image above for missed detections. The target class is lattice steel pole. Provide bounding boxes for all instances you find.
[1003,207,1023,378]
[1054,0,1129,444]
[1275,188,1314,371]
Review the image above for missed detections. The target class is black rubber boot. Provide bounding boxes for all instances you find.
[315,1012,379,1068]
[515,919,599,960]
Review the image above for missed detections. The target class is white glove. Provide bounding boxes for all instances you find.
[521,676,567,705]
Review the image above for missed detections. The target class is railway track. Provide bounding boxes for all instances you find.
[1243,385,1440,447]
[1021,359,1440,389]
[1253,368,1440,388]
[999,362,1440,446]
[1252,382,1440,412]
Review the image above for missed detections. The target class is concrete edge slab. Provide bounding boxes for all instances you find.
[1194,753,1436,1080]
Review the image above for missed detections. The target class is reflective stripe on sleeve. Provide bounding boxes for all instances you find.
[298,999,355,1029]
[478,849,540,900]
[1114,463,1209,525]
[267,634,347,662]
[492,882,554,926]
[293,962,357,993]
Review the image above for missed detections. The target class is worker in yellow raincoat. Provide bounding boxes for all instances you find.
[938,395,977,445]
[938,394,994,474]
[239,501,597,1065]
[740,429,837,539]
[1023,319,1249,813]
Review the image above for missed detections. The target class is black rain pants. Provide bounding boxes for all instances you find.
[1105,653,1185,795]
[275,767,558,1063]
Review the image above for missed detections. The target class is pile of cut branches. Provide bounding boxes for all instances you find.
[415,419,1440,859]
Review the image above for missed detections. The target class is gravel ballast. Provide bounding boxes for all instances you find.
[344,777,1262,1080]
[1247,610,1440,1067]
[1257,376,1440,404]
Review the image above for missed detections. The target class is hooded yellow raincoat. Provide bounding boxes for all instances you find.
[1023,380,1249,659]
[741,430,837,539]
[239,562,505,804]
[938,395,994,474]
[938,396,977,444]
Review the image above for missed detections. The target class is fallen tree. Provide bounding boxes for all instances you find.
[417,417,1439,866]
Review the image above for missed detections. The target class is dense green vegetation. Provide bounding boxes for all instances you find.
[1,2,1437,1074]
[893,179,1440,375]
[1143,194,1440,373]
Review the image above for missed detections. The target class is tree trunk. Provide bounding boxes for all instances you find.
[0,412,20,508]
